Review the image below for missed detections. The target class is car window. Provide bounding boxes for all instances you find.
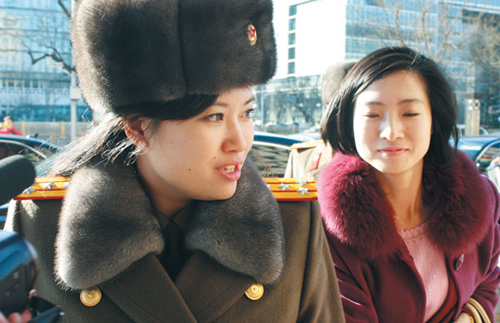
[248,142,291,178]
[0,141,46,165]
[477,142,500,174]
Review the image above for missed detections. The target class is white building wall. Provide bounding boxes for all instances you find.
[273,0,347,79]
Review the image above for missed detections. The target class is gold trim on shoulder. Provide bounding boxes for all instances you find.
[263,177,317,201]
[14,176,69,200]
[80,286,102,307]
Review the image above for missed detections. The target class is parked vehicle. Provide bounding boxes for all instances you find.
[249,131,304,178]
[0,135,58,163]
[454,135,500,174]
[0,135,59,228]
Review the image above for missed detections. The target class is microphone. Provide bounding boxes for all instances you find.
[0,155,36,205]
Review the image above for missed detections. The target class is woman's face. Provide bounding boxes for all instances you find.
[352,70,432,177]
[136,87,255,205]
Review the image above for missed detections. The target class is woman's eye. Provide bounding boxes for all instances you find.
[404,112,419,117]
[363,113,379,118]
[206,113,223,122]
[243,108,255,119]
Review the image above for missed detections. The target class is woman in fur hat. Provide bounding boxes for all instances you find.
[319,47,500,322]
[3,0,344,322]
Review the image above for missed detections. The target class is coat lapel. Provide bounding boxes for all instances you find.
[100,250,254,323]
[175,252,254,323]
[55,159,284,290]
[100,254,197,323]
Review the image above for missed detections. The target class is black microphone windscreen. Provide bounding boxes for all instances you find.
[0,155,36,205]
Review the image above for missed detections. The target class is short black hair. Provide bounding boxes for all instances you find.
[321,46,458,165]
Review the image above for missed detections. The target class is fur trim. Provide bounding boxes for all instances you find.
[55,160,283,289]
[187,163,283,284]
[72,0,276,114]
[318,151,491,260]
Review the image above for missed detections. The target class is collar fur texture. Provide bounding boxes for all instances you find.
[55,160,283,290]
[318,150,491,260]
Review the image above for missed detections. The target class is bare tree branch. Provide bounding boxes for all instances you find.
[419,1,433,57]
[27,48,50,65]
[57,0,71,20]
[389,0,406,46]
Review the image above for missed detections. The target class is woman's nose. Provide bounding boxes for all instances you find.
[223,122,248,152]
[380,115,403,141]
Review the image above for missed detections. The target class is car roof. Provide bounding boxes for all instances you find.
[453,135,500,161]
[455,135,500,145]
[0,135,59,152]
[253,131,304,147]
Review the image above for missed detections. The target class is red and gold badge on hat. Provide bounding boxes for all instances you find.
[248,23,257,46]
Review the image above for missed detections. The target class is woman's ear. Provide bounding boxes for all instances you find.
[123,118,149,148]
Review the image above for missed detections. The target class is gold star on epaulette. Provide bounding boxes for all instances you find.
[14,176,69,200]
[278,183,290,191]
[297,187,309,195]
[263,177,317,201]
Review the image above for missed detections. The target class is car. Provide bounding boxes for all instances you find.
[0,135,59,228]
[0,135,58,163]
[453,135,500,174]
[249,132,304,178]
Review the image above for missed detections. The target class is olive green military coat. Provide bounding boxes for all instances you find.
[285,140,334,181]
[6,160,344,322]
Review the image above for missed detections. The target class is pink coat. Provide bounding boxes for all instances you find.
[318,151,500,322]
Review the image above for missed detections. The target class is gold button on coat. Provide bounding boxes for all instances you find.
[80,286,102,307]
[245,283,264,300]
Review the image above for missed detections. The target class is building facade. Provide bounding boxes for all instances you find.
[260,0,500,131]
[0,0,87,122]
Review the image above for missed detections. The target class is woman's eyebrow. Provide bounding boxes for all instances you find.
[398,98,424,105]
[363,98,424,106]
[213,96,255,107]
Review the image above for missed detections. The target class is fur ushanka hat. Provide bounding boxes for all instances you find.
[71,0,277,114]
[321,59,358,106]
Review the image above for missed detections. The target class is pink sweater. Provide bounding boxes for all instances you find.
[399,223,449,322]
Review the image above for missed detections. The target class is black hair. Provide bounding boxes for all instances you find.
[49,94,217,177]
[321,46,458,165]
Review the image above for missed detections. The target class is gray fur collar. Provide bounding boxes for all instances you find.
[55,160,283,290]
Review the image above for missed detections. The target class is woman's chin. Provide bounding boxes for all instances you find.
[199,186,237,201]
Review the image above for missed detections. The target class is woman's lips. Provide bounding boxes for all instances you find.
[378,147,407,156]
[217,164,242,181]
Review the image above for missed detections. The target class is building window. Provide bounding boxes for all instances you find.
[289,5,297,16]
[288,47,296,60]
[289,18,296,31]
[288,62,295,74]
[288,33,296,45]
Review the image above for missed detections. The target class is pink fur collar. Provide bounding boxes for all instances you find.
[318,151,492,259]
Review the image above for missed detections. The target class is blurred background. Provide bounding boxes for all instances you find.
[0,0,500,145]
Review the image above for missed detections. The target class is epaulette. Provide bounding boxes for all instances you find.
[13,177,318,202]
[14,176,68,200]
[263,177,317,201]
[290,139,322,150]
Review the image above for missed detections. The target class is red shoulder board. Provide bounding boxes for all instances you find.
[263,177,317,201]
[14,176,68,200]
